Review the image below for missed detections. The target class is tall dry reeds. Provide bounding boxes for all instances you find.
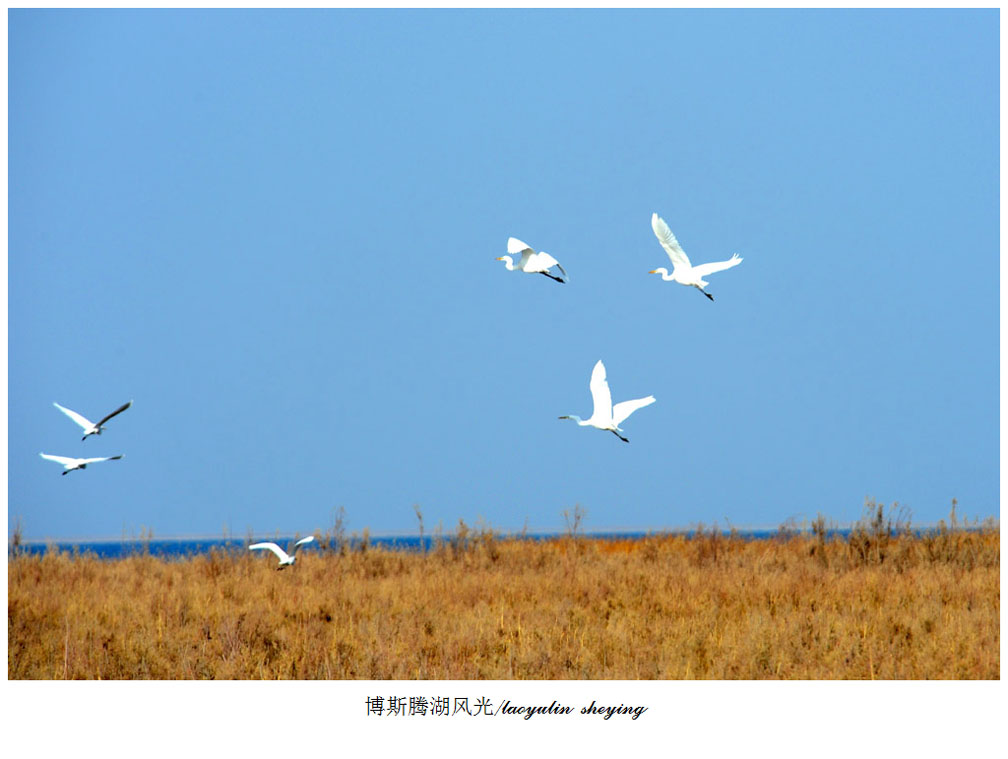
[8,510,999,680]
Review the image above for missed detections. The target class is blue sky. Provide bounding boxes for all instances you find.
[8,9,999,540]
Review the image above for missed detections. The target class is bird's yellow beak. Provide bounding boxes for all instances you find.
[648,269,658,274]
[496,257,505,261]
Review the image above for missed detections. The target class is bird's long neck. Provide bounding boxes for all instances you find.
[500,256,516,271]
[655,267,675,281]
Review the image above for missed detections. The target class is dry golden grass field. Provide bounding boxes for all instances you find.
[8,507,999,680]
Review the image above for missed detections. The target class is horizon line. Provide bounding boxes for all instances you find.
[12,517,996,546]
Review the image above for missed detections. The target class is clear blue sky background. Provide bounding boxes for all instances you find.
[8,9,999,541]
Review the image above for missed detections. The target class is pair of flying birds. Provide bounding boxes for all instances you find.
[499,212,744,442]
[497,212,743,300]
[39,400,132,475]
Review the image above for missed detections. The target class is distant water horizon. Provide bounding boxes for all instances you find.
[9,523,985,560]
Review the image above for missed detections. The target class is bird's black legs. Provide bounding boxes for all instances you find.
[540,272,565,283]
[611,429,629,443]
[701,289,714,301]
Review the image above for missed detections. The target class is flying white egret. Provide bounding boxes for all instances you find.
[648,212,742,301]
[249,535,315,569]
[559,360,655,443]
[39,452,124,475]
[497,237,568,283]
[53,400,133,440]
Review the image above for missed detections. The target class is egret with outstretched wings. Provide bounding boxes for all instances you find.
[39,452,124,475]
[249,535,315,569]
[53,400,133,440]
[559,360,655,443]
[648,213,742,300]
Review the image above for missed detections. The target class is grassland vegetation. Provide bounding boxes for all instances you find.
[8,503,999,679]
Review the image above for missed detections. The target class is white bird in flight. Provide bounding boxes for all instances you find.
[39,452,124,475]
[649,212,742,301]
[249,535,315,569]
[53,400,133,440]
[559,360,655,443]
[497,237,568,283]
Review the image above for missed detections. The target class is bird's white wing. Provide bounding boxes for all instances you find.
[249,542,290,562]
[96,400,133,427]
[533,252,566,277]
[293,535,315,554]
[79,455,124,465]
[507,238,536,269]
[533,252,560,269]
[507,237,534,256]
[40,453,80,466]
[588,360,613,422]
[691,254,743,278]
[651,213,691,269]
[612,396,656,427]
[53,402,95,431]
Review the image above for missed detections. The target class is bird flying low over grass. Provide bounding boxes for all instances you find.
[559,360,655,443]
[648,212,742,301]
[249,535,315,569]
[39,452,124,475]
[497,237,568,283]
[53,400,133,440]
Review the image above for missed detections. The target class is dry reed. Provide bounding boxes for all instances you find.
[8,510,999,680]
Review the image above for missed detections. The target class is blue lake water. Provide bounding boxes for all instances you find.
[7,527,944,560]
